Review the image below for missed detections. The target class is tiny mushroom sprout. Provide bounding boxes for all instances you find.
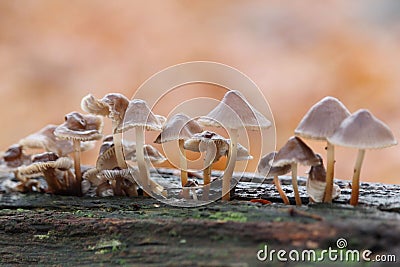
[306,154,341,203]
[154,113,202,187]
[81,93,129,169]
[327,109,397,206]
[116,99,166,195]
[198,90,271,201]
[294,96,350,203]
[19,124,94,157]
[273,136,320,206]
[54,112,103,195]
[258,152,291,205]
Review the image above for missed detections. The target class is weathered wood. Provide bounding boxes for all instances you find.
[0,169,399,266]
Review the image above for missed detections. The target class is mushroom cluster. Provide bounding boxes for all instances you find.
[0,92,396,207]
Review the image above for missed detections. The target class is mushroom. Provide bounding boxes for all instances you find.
[54,112,103,195]
[2,144,31,168]
[125,143,167,165]
[327,109,397,206]
[294,96,350,203]
[198,90,271,200]
[97,168,140,197]
[19,124,95,157]
[17,154,76,195]
[273,136,320,206]
[184,131,253,188]
[154,113,202,187]
[183,180,199,201]
[115,99,165,195]
[258,152,291,205]
[306,154,341,203]
[81,93,129,169]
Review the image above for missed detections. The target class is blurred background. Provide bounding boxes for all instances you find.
[1,0,399,184]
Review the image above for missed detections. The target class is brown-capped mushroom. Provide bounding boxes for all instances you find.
[97,168,139,197]
[54,112,103,195]
[81,93,129,169]
[273,136,320,206]
[306,154,341,203]
[115,99,165,196]
[295,96,350,203]
[2,144,31,168]
[198,90,271,200]
[258,152,291,205]
[19,124,95,157]
[154,113,202,187]
[328,109,397,206]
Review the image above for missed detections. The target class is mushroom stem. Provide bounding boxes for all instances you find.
[112,123,128,169]
[350,149,365,206]
[273,175,290,205]
[323,142,335,203]
[73,139,82,196]
[222,128,238,201]
[203,165,211,186]
[178,139,188,187]
[291,163,302,206]
[135,125,150,193]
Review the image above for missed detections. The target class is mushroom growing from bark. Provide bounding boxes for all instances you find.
[328,109,397,206]
[154,113,202,187]
[19,124,94,157]
[81,93,129,169]
[273,136,320,206]
[116,99,165,195]
[295,96,350,203]
[306,154,341,203]
[258,152,291,205]
[54,112,103,195]
[198,90,271,200]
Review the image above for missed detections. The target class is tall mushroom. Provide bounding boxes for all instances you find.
[54,112,103,195]
[294,96,350,203]
[258,152,291,205]
[198,90,271,200]
[154,113,202,187]
[116,99,165,195]
[328,109,397,206]
[81,93,129,169]
[273,136,320,206]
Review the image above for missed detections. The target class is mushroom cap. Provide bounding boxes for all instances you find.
[32,152,59,163]
[125,143,167,164]
[258,151,291,177]
[98,168,138,184]
[307,154,326,182]
[101,93,130,127]
[81,94,110,117]
[54,112,103,141]
[328,109,397,149]
[184,131,252,163]
[99,135,114,156]
[116,99,165,133]
[17,157,73,177]
[154,113,202,144]
[197,90,272,130]
[273,136,320,167]
[96,146,119,171]
[295,96,351,140]
[19,124,95,156]
[2,144,31,168]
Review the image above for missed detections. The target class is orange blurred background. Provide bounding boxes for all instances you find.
[1,1,399,184]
